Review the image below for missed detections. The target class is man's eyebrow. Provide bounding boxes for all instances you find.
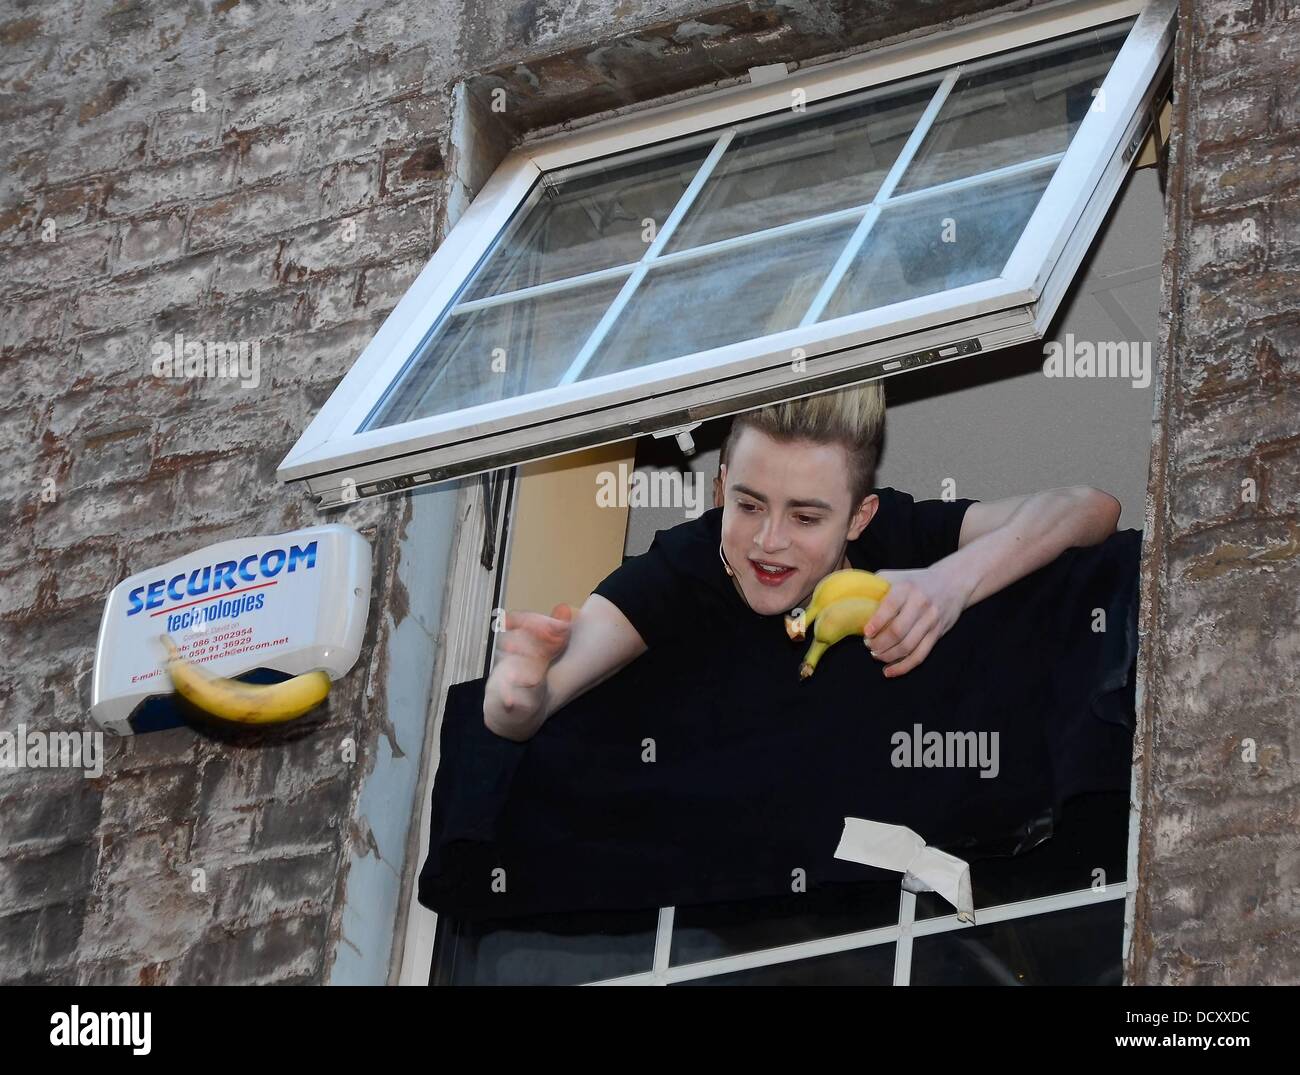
[731,483,834,511]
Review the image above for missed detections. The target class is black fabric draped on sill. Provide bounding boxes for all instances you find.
[418,529,1142,922]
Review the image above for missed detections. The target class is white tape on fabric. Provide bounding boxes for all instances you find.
[833,817,976,924]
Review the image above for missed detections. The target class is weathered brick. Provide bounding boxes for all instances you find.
[208,241,283,301]
[43,120,149,185]
[1169,458,1259,535]
[1171,381,1300,469]
[72,255,214,332]
[0,777,100,850]
[226,125,309,187]
[212,850,338,924]
[299,94,446,171]
[180,913,328,985]
[187,176,320,254]
[379,138,444,199]
[3,223,114,288]
[366,46,432,98]
[79,823,211,964]
[68,424,155,489]
[1262,442,1300,514]
[0,910,38,970]
[221,62,370,132]
[0,841,96,914]
[149,104,223,161]
[32,477,177,550]
[103,148,239,217]
[255,786,347,850]
[98,764,200,834]
[114,211,187,272]
[33,902,86,967]
[0,290,70,350]
[319,156,381,215]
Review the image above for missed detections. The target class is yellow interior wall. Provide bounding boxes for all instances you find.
[502,441,636,615]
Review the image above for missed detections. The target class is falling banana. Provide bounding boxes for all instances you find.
[160,635,331,725]
[785,568,891,641]
[798,596,882,679]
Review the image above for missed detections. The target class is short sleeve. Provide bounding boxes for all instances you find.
[591,537,692,651]
[855,486,978,569]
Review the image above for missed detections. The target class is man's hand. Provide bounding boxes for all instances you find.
[862,566,972,678]
[483,603,574,740]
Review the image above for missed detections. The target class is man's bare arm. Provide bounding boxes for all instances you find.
[484,593,648,742]
[942,485,1121,607]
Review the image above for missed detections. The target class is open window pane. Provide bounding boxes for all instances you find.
[462,144,714,301]
[581,219,859,378]
[894,30,1128,194]
[662,82,937,252]
[369,276,630,426]
[820,165,1056,320]
[279,0,1175,506]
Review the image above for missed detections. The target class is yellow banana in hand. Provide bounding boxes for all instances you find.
[798,596,881,679]
[160,635,331,725]
[786,568,890,641]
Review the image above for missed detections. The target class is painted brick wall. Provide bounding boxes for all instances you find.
[1128,0,1300,984]
[0,0,455,985]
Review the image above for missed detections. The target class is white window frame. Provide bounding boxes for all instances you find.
[591,882,1130,985]
[279,0,1175,509]
[277,0,1174,508]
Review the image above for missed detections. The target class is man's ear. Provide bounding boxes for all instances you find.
[713,463,727,508]
[846,492,879,541]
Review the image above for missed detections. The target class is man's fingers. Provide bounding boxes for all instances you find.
[869,605,936,663]
[499,608,572,659]
[884,632,936,678]
[866,600,922,656]
[863,589,905,640]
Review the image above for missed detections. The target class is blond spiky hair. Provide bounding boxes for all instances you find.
[720,381,886,511]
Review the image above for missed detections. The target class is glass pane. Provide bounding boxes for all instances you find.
[819,166,1053,321]
[915,790,1129,920]
[672,941,895,985]
[664,82,938,253]
[462,143,714,301]
[431,908,658,986]
[670,880,901,967]
[366,276,627,428]
[582,218,858,378]
[910,898,1123,985]
[895,28,1128,195]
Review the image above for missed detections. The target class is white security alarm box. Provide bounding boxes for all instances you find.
[91,525,371,735]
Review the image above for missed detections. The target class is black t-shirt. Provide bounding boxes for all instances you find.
[417,488,1141,922]
[592,486,976,652]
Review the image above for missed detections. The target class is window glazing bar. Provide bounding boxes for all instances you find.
[800,68,962,327]
[557,128,738,386]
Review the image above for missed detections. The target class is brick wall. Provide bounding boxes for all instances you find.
[0,0,453,985]
[1128,0,1300,983]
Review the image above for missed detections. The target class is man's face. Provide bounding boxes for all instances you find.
[719,427,877,615]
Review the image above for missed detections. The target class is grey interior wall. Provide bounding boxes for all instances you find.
[623,162,1163,556]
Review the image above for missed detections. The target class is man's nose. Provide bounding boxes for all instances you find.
[756,518,791,552]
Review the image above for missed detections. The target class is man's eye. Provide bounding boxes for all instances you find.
[738,502,759,512]
[797,516,821,525]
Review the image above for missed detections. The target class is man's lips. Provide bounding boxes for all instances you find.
[749,559,796,586]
